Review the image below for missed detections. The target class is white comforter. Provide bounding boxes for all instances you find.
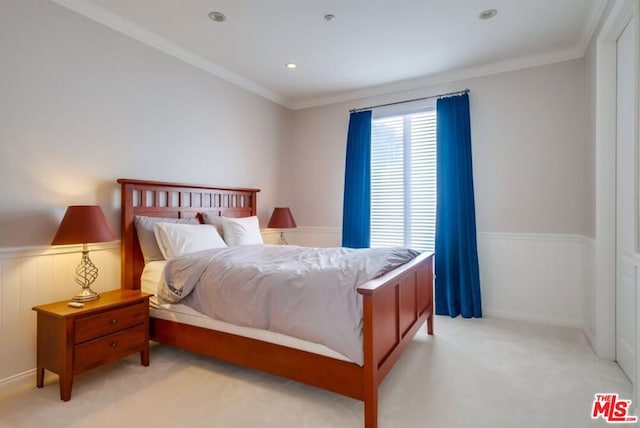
[157,244,419,364]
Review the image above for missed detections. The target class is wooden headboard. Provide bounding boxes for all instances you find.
[117,179,260,290]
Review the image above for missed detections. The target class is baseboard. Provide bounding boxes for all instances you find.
[0,369,35,397]
[483,309,583,329]
[582,326,599,355]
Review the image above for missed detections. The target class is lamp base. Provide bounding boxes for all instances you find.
[72,287,100,302]
[72,247,100,302]
[278,231,288,245]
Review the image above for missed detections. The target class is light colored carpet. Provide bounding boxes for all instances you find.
[0,316,632,428]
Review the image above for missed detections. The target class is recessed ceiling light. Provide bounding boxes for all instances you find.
[285,63,297,69]
[324,14,336,22]
[479,9,497,20]
[208,11,226,22]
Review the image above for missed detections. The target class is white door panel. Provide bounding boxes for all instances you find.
[617,258,636,376]
[615,17,637,381]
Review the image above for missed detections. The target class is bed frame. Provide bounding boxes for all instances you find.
[118,178,434,428]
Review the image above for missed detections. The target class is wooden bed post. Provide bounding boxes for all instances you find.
[362,294,378,428]
[120,181,135,289]
[358,253,434,428]
[426,258,434,335]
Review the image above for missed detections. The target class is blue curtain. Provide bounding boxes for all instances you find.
[342,110,372,248]
[435,94,482,318]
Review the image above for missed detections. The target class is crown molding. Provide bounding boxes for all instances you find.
[51,0,609,111]
[50,0,288,107]
[289,1,610,110]
[289,46,584,110]
[576,0,611,56]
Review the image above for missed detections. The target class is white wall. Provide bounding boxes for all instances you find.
[0,0,288,388]
[286,60,589,235]
[285,60,591,327]
[0,0,290,247]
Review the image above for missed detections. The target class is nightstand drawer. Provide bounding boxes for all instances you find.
[74,301,147,343]
[74,324,147,371]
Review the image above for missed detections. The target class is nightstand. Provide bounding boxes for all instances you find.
[32,289,151,401]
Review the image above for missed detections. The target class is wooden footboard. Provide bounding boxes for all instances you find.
[359,252,434,428]
[147,253,433,428]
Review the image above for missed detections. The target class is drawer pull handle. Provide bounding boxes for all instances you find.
[111,319,117,324]
[111,342,118,348]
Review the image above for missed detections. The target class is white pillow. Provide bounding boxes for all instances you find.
[134,215,199,262]
[153,223,227,259]
[222,216,264,246]
[201,212,225,237]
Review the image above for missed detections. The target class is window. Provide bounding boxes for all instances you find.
[370,109,437,252]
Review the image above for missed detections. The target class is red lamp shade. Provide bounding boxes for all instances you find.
[51,205,116,245]
[268,207,297,229]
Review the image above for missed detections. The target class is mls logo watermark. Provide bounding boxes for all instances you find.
[591,393,638,423]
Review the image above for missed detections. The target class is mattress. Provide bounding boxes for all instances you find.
[141,261,352,363]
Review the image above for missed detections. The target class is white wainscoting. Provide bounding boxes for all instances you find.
[284,228,587,327]
[581,237,597,347]
[477,232,586,328]
[0,243,120,393]
[276,227,342,248]
[261,227,342,247]
[0,230,589,391]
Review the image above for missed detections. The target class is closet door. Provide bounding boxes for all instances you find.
[615,16,638,381]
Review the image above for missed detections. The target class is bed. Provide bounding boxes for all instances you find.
[118,178,434,428]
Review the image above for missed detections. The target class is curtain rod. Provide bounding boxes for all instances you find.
[349,88,470,113]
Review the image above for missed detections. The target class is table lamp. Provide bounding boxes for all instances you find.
[51,205,116,301]
[267,207,297,245]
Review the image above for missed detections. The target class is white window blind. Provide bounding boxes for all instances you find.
[370,110,437,252]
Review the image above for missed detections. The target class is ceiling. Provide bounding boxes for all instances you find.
[53,0,608,109]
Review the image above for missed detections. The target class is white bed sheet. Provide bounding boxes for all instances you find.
[141,261,352,363]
